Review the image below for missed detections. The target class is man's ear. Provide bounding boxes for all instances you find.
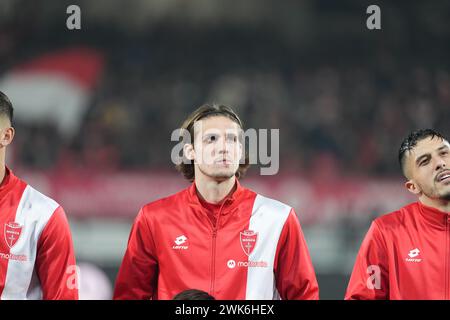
[183,143,195,161]
[405,179,422,196]
[0,127,15,148]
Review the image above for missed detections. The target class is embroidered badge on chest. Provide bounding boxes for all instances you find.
[240,230,258,256]
[4,222,23,249]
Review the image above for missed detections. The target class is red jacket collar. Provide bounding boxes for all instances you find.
[0,166,18,197]
[418,201,450,230]
[187,178,245,215]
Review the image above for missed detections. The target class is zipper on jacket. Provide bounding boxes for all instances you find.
[210,227,217,295]
[209,198,231,296]
[446,215,450,300]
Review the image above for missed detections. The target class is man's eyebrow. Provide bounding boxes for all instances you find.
[438,145,449,151]
[413,145,449,165]
[415,153,430,165]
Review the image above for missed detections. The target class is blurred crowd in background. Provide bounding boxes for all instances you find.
[1,0,449,177]
[10,56,450,176]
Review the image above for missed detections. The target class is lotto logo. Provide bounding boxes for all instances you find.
[405,248,422,263]
[408,248,420,258]
[172,235,189,250]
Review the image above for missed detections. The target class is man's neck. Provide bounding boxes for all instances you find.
[0,159,5,186]
[420,196,450,213]
[195,176,236,204]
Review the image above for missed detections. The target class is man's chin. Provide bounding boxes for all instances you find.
[439,184,450,200]
[197,165,238,182]
[209,170,236,181]
[442,192,450,201]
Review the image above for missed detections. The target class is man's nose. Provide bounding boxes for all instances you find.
[435,157,446,171]
[217,137,229,154]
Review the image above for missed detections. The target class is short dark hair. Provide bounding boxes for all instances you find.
[175,104,250,182]
[173,289,215,300]
[398,129,446,177]
[0,91,14,124]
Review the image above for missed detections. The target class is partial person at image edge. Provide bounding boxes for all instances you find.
[0,91,78,300]
[346,129,450,300]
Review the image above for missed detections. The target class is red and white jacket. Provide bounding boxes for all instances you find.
[0,167,78,300]
[114,180,319,300]
[346,201,450,300]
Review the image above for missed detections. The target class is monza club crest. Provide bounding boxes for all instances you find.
[240,230,258,256]
[4,222,23,249]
